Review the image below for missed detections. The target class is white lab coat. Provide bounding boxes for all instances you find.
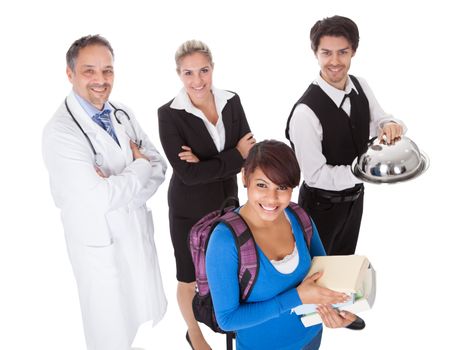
[42,91,167,350]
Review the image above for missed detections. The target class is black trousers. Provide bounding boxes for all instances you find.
[298,183,364,255]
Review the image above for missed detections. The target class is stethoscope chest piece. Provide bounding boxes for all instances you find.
[94,153,104,167]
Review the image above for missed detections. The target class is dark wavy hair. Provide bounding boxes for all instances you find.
[310,15,360,53]
[243,140,300,188]
[66,34,114,71]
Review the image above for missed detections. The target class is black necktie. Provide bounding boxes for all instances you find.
[339,89,357,109]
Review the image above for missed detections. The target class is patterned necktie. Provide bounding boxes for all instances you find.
[92,109,119,145]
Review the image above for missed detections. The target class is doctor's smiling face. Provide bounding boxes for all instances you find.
[66,44,114,110]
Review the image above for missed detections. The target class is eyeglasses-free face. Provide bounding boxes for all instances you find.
[178,52,214,105]
[316,35,355,90]
[67,44,114,110]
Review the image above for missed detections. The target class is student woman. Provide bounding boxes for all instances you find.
[206,140,357,350]
[158,40,255,349]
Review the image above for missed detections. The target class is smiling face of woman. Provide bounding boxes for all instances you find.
[178,52,214,105]
[243,167,293,224]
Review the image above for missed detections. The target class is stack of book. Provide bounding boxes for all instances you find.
[291,255,376,327]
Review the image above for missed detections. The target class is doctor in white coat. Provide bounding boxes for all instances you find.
[42,35,167,350]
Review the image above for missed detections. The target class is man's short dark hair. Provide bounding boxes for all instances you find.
[66,34,114,71]
[310,16,360,53]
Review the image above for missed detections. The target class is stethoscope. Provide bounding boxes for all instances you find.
[65,98,142,166]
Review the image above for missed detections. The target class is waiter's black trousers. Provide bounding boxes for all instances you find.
[299,184,364,255]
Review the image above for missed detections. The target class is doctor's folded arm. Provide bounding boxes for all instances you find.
[42,35,167,350]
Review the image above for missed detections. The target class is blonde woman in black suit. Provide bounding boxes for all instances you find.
[158,40,255,349]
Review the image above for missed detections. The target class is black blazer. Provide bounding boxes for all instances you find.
[158,92,251,218]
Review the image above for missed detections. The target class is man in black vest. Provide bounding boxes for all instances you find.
[286,16,405,256]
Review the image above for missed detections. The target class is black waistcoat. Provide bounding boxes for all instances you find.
[286,75,370,166]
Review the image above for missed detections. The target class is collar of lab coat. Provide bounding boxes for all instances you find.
[66,91,128,156]
[66,91,100,135]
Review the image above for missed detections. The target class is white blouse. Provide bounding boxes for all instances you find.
[170,87,235,152]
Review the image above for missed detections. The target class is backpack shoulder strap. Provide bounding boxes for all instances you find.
[219,211,259,302]
[286,202,313,252]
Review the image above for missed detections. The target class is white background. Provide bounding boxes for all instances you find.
[1,0,450,349]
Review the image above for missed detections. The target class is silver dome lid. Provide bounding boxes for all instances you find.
[352,136,429,184]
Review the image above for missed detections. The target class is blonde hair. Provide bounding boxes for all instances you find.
[175,40,213,74]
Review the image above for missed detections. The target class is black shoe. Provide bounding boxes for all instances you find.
[186,331,194,350]
[346,316,366,330]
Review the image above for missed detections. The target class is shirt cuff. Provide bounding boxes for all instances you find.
[130,158,153,185]
[378,117,407,134]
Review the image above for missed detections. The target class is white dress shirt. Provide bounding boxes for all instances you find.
[289,74,406,191]
[170,87,235,152]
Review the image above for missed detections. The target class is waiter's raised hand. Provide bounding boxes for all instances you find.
[379,122,403,145]
[179,145,200,163]
[130,140,149,161]
[236,132,256,159]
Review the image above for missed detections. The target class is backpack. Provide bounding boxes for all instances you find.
[189,197,314,338]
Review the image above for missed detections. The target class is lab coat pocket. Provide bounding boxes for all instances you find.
[82,242,118,278]
[68,240,117,281]
[105,209,131,241]
[63,209,113,247]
